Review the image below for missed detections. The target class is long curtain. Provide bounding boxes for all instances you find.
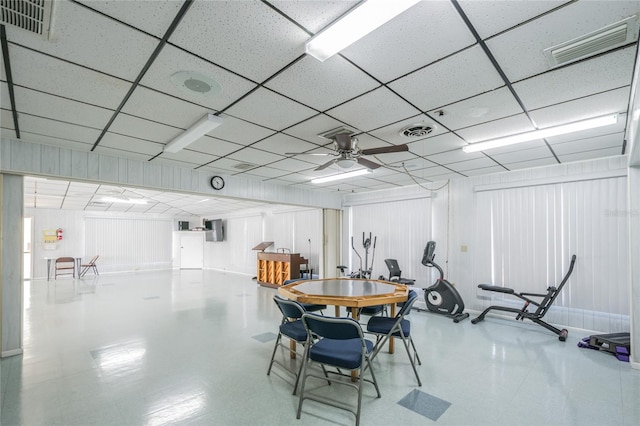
[474,176,629,333]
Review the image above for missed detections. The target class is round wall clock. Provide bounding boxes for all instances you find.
[210,176,225,190]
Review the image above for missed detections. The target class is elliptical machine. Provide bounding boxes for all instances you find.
[422,241,469,323]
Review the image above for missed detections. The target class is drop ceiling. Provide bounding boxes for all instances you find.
[2,0,639,215]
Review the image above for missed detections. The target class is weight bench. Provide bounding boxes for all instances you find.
[471,255,576,341]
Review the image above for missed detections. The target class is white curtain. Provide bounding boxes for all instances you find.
[474,176,629,333]
[348,197,432,283]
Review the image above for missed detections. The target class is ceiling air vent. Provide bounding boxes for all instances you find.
[233,162,256,170]
[318,126,356,140]
[400,123,436,138]
[544,15,639,67]
[0,0,54,38]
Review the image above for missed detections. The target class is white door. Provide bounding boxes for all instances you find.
[180,233,204,269]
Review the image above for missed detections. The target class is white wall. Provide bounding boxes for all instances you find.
[344,155,630,334]
[26,208,179,278]
[203,207,323,277]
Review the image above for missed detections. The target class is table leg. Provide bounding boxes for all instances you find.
[46,259,51,281]
[290,340,296,359]
[75,257,82,278]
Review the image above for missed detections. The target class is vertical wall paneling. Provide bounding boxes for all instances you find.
[473,176,629,333]
[85,217,173,272]
[347,196,432,284]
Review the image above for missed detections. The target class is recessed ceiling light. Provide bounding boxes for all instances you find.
[171,71,222,97]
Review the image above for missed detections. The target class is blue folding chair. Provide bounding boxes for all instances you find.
[297,313,381,426]
[267,295,309,394]
[366,289,422,386]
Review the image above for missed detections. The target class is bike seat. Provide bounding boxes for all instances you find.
[478,284,514,294]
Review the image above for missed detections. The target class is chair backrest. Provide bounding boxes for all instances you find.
[87,255,99,265]
[397,289,419,318]
[384,259,402,279]
[535,255,577,317]
[302,313,364,340]
[56,257,75,265]
[273,295,306,320]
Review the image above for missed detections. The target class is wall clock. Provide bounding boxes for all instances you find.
[210,176,225,190]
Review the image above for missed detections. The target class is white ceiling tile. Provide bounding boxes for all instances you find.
[170,1,309,82]
[209,115,275,146]
[458,0,568,39]
[77,0,183,38]
[226,88,317,131]
[326,86,420,132]
[557,147,623,163]
[19,115,102,145]
[110,114,181,144]
[490,146,555,165]
[503,157,559,171]
[462,165,509,177]
[186,136,243,158]
[140,44,257,111]
[513,47,637,111]
[268,157,318,173]
[14,87,112,130]
[444,157,500,172]
[342,1,476,82]
[265,55,379,111]
[160,150,219,167]
[6,0,158,81]
[389,46,504,112]
[121,86,210,129]
[252,133,320,156]
[239,167,291,180]
[456,114,535,144]
[550,133,624,156]
[428,149,485,165]
[283,114,350,144]
[429,86,523,130]
[486,1,640,81]
[227,147,285,165]
[1,84,12,110]
[407,133,467,157]
[96,147,156,163]
[10,47,131,109]
[270,1,358,34]
[480,140,548,157]
[99,133,162,157]
[529,88,630,128]
[18,132,94,152]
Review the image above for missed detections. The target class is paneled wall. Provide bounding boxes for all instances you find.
[204,207,323,277]
[345,155,630,334]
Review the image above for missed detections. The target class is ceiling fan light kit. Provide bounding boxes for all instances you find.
[462,114,618,153]
[163,113,224,153]
[305,0,422,61]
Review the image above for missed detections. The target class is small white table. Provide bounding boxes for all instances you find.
[45,257,82,280]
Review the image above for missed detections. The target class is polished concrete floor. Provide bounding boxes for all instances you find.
[1,269,639,425]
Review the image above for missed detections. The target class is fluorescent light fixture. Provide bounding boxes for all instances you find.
[462,114,618,153]
[305,0,421,61]
[164,113,224,153]
[311,168,372,184]
[102,197,148,205]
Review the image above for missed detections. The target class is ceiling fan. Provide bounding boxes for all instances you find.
[286,133,409,171]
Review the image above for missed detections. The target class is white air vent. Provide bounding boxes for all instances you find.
[544,15,639,67]
[233,162,256,170]
[400,123,436,138]
[318,126,356,140]
[0,0,54,38]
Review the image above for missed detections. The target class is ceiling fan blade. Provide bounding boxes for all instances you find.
[360,144,409,156]
[334,133,353,151]
[315,159,336,171]
[356,157,381,170]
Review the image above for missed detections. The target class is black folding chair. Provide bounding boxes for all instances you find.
[297,313,381,426]
[366,289,422,386]
[471,255,577,341]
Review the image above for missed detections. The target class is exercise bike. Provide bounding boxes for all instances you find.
[422,241,469,323]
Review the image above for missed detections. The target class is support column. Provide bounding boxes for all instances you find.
[1,173,24,357]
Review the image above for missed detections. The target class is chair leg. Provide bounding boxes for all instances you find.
[267,333,282,376]
[399,334,421,386]
[296,349,311,419]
